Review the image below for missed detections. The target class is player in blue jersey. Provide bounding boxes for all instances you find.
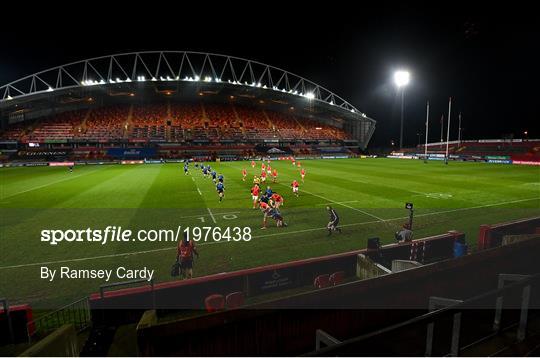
[211,170,217,183]
[218,173,224,183]
[183,162,189,175]
[265,186,273,199]
[216,182,225,202]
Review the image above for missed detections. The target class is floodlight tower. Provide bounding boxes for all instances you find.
[394,70,410,149]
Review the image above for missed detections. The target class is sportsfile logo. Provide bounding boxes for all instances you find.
[40,226,252,245]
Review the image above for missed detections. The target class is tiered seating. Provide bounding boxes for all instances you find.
[79,107,127,141]
[169,104,204,141]
[205,105,244,141]
[130,104,167,140]
[27,111,85,142]
[0,122,30,141]
[235,106,276,139]
[419,141,540,160]
[1,103,352,143]
[266,112,303,139]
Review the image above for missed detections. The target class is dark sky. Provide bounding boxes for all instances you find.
[1,2,538,147]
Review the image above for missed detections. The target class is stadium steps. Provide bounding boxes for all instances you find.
[263,110,281,138]
[80,108,92,132]
[231,104,248,138]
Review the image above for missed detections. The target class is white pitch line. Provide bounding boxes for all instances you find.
[0,197,538,271]
[1,167,102,200]
[298,187,386,222]
[316,200,359,206]
[191,174,216,224]
[207,207,217,224]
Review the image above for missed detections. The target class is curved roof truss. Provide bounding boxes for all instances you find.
[0,51,369,119]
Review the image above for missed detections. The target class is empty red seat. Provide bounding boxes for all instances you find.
[225,292,245,309]
[204,294,225,312]
[314,274,331,289]
[330,271,345,286]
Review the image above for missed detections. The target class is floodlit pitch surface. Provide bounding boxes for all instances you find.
[1,158,539,308]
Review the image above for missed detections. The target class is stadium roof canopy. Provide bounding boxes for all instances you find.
[0,51,376,146]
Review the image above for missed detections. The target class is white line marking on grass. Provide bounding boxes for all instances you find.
[1,197,538,271]
[178,211,240,220]
[207,207,217,224]
[298,187,386,222]
[191,173,217,224]
[315,200,359,206]
[1,168,101,200]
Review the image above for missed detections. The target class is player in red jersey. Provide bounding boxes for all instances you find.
[260,171,267,183]
[251,184,260,209]
[242,168,247,181]
[297,161,301,168]
[251,160,255,168]
[261,162,266,172]
[300,168,306,182]
[271,192,284,209]
[259,201,285,228]
[272,168,278,183]
[267,164,272,175]
[291,179,299,197]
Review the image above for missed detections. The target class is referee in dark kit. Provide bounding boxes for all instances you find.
[326,206,342,236]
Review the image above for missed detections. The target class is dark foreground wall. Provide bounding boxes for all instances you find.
[136,238,540,356]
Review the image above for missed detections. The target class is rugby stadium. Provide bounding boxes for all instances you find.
[1,38,539,358]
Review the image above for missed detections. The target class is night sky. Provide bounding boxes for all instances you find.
[1,2,538,148]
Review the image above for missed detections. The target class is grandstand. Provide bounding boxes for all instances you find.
[1,51,539,357]
[0,52,375,161]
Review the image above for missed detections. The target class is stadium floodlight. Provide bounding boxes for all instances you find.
[215,77,221,82]
[6,95,13,100]
[99,80,105,84]
[126,78,132,82]
[394,70,410,87]
[176,76,180,80]
[116,77,122,83]
[194,75,200,81]
[257,82,262,87]
[151,77,157,81]
[330,101,334,105]
[46,87,53,92]
[109,79,116,84]
[394,70,410,149]
[204,76,212,82]
[305,92,315,99]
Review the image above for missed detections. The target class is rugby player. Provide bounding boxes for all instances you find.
[216,181,225,202]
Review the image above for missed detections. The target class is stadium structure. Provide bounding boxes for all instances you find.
[1,52,539,357]
[0,51,376,162]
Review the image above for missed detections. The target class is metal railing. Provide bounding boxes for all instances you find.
[308,271,539,356]
[27,297,91,343]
